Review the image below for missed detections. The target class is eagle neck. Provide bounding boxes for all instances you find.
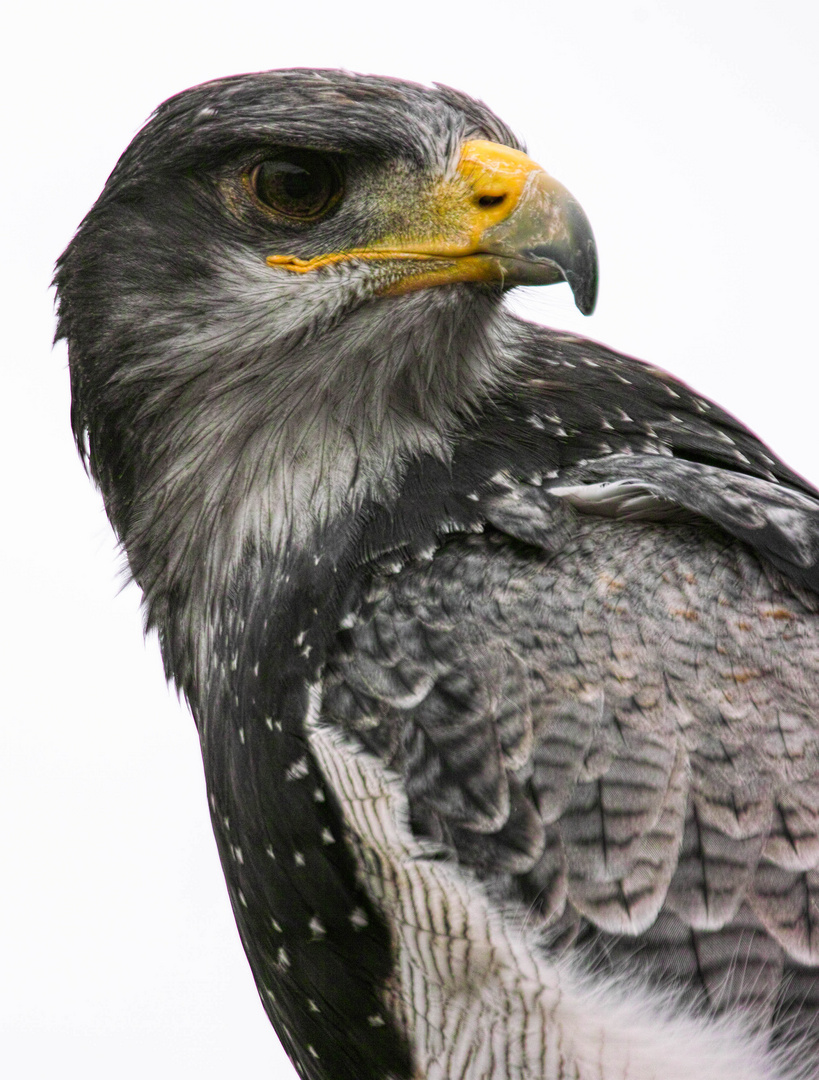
[128,292,516,694]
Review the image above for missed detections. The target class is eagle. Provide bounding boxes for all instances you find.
[55,70,819,1080]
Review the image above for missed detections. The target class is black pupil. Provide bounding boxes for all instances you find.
[254,152,336,217]
[279,162,318,200]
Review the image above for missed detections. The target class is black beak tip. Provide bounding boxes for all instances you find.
[525,227,598,315]
[567,259,598,316]
[563,198,598,315]
[565,237,598,316]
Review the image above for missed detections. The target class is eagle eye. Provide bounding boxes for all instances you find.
[249,150,342,220]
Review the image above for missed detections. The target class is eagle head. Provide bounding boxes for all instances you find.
[54,70,596,690]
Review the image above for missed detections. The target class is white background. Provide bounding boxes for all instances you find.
[3,1,818,1076]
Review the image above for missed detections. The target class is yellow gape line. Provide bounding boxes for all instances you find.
[266,251,436,272]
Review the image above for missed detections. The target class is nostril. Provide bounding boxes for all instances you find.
[477,194,506,208]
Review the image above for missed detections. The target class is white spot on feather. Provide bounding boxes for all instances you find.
[309,915,326,939]
[286,756,310,781]
[349,907,369,929]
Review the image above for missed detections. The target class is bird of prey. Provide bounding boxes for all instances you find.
[55,70,819,1080]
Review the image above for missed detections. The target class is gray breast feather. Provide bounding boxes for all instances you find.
[323,472,819,1049]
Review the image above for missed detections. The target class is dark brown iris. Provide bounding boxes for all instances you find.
[250,150,342,220]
